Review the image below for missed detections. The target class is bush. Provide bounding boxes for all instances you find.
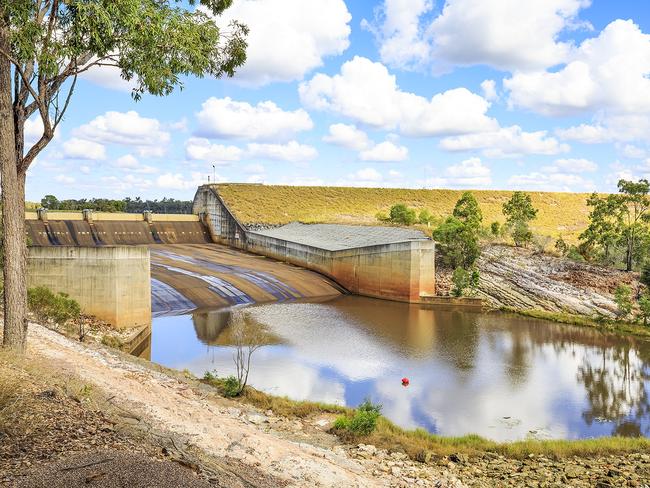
[222,375,242,397]
[334,399,382,436]
[638,293,650,326]
[27,286,81,325]
[555,237,568,256]
[375,211,389,222]
[389,204,417,225]
[566,246,585,262]
[490,221,501,237]
[451,267,470,297]
[614,285,633,319]
[418,209,433,225]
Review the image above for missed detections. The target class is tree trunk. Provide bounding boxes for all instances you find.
[0,26,27,350]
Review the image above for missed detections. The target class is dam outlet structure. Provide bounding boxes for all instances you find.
[193,184,436,303]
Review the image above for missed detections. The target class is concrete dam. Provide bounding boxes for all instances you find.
[26,185,436,330]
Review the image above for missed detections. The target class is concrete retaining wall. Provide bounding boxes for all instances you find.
[27,246,151,329]
[245,231,435,303]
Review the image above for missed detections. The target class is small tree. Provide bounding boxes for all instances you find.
[451,267,470,297]
[503,191,538,247]
[433,192,482,269]
[555,236,568,256]
[453,191,482,230]
[389,204,417,225]
[614,284,633,320]
[418,209,434,226]
[231,325,264,396]
[638,293,650,326]
[490,221,501,237]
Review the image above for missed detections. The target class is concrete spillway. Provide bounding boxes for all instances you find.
[26,216,343,323]
[150,244,342,315]
[26,219,212,246]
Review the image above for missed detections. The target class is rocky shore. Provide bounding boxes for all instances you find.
[2,321,649,487]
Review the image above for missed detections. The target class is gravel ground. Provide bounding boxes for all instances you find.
[13,450,212,488]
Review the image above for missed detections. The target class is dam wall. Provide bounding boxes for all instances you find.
[26,210,211,246]
[193,185,436,303]
[27,246,151,329]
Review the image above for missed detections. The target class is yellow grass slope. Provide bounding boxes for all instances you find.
[214,184,593,241]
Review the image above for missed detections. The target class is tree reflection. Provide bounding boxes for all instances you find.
[577,344,650,436]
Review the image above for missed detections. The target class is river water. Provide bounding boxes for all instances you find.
[150,295,650,441]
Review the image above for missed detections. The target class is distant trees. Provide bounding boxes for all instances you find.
[580,179,650,271]
[503,191,538,247]
[39,195,193,214]
[433,191,482,270]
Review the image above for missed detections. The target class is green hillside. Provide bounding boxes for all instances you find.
[214,184,594,242]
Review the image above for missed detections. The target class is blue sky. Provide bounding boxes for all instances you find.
[26,0,650,202]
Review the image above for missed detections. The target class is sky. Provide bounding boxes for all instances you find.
[25,0,650,202]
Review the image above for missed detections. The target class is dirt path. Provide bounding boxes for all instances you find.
[24,323,458,488]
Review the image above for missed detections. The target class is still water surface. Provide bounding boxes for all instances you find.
[150,296,650,441]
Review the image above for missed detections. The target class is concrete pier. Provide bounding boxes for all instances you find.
[27,246,151,329]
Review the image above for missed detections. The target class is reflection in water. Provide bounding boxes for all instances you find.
[149,296,650,441]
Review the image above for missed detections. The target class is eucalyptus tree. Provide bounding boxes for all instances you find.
[0,0,247,349]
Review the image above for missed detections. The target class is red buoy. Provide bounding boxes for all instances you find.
[401,377,410,387]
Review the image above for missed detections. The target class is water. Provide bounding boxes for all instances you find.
[150,295,650,441]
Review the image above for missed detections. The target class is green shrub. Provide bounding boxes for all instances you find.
[389,204,417,225]
[27,286,81,325]
[614,285,633,319]
[490,221,501,237]
[418,209,433,225]
[566,245,586,262]
[222,375,242,397]
[334,399,382,436]
[555,236,568,256]
[451,267,471,297]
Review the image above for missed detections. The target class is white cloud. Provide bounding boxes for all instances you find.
[439,125,569,157]
[54,174,75,184]
[244,163,265,175]
[359,141,408,162]
[364,0,590,72]
[300,56,497,136]
[62,138,107,160]
[349,168,383,183]
[211,0,351,86]
[323,123,371,150]
[25,117,44,146]
[505,20,650,116]
[428,157,491,188]
[246,141,318,163]
[114,154,139,169]
[557,113,650,144]
[195,97,313,141]
[80,165,91,174]
[362,0,434,71]
[508,172,595,192]
[74,111,170,156]
[185,137,243,163]
[621,144,647,159]
[481,80,498,101]
[156,172,216,190]
[551,158,598,173]
[80,64,136,92]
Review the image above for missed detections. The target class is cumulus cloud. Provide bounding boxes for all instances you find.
[156,172,215,190]
[481,80,498,101]
[551,158,598,173]
[557,113,650,144]
[439,126,569,158]
[185,137,244,163]
[322,123,371,150]
[505,20,650,117]
[364,0,590,72]
[195,97,313,141]
[246,141,318,163]
[112,154,158,174]
[54,174,75,184]
[62,138,107,160]
[80,64,136,92]
[427,157,492,188]
[209,0,351,86]
[300,56,497,136]
[74,111,170,156]
[508,172,595,192]
[359,141,408,162]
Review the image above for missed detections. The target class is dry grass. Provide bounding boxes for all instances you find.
[214,184,595,242]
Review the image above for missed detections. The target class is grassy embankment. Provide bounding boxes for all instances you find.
[502,308,650,340]
[214,184,593,242]
[201,376,650,461]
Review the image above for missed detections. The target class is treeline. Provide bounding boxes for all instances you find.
[39,195,193,214]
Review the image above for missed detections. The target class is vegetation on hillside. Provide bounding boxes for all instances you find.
[214,184,593,242]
